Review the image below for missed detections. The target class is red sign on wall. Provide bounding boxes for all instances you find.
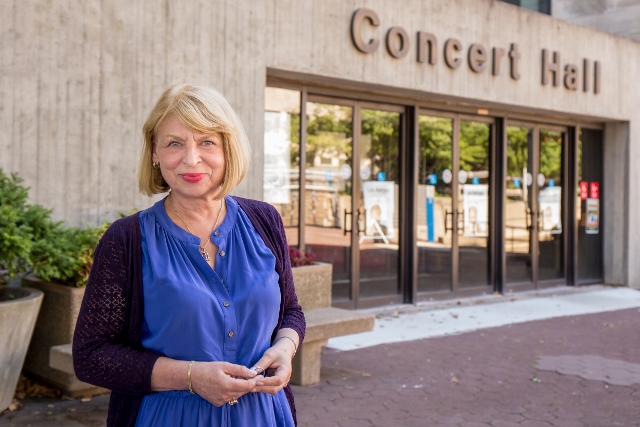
[580,181,588,200]
[590,182,599,199]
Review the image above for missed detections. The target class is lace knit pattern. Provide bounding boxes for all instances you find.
[72,197,306,427]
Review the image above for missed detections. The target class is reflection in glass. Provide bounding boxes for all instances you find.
[264,87,300,246]
[417,116,453,293]
[359,109,401,298]
[505,126,533,284]
[458,121,491,289]
[538,130,564,281]
[304,103,353,301]
[577,128,603,284]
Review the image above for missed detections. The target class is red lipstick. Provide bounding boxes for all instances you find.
[181,173,206,183]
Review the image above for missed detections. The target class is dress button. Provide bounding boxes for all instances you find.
[228,331,235,337]
[220,251,226,257]
[223,302,230,307]
[214,231,220,237]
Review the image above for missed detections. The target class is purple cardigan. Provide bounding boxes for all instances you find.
[73,196,305,427]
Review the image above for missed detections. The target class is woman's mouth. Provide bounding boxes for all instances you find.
[181,173,206,183]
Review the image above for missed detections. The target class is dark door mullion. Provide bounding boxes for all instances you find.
[298,88,308,252]
[564,129,575,286]
[401,107,417,304]
[451,116,461,294]
[531,126,540,288]
[495,118,507,293]
[351,103,362,308]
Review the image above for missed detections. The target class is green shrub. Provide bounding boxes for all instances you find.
[0,168,107,287]
[0,171,33,278]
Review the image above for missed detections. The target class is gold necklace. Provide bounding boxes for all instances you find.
[170,195,224,262]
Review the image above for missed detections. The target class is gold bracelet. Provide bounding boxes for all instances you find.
[187,360,195,394]
[276,336,298,359]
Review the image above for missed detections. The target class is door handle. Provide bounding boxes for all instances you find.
[343,209,352,235]
[356,210,366,235]
[527,210,537,231]
[457,210,465,235]
[445,210,453,233]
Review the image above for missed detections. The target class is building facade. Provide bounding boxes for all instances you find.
[1,0,638,308]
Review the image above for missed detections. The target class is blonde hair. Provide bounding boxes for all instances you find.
[138,84,251,197]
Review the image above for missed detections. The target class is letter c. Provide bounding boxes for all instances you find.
[444,38,462,69]
[351,8,380,53]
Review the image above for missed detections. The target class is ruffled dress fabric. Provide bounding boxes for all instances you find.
[134,196,294,427]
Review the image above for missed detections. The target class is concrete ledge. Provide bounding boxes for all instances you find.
[304,308,375,342]
[291,307,374,386]
[50,344,74,375]
[49,344,108,397]
[51,308,374,388]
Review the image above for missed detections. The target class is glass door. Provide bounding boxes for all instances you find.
[304,98,403,307]
[417,115,453,293]
[458,120,492,290]
[357,106,402,301]
[304,100,354,302]
[538,129,565,282]
[505,124,566,289]
[417,112,493,295]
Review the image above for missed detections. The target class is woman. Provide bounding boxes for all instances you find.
[73,84,305,427]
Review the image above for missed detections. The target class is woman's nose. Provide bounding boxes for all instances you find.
[183,143,200,166]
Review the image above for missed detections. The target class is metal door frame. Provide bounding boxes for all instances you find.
[503,121,569,292]
[306,94,406,309]
[415,109,496,299]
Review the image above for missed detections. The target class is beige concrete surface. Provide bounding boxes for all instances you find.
[0,0,638,287]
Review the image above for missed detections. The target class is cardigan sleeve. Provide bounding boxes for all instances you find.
[273,207,306,344]
[72,216,160,395]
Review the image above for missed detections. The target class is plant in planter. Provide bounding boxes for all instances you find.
[0,170,34,282]
[288,247,332,312]
[0,168,107,396]
[288,246,317,267]
[0,170,44,412]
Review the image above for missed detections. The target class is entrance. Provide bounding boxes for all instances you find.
[303,97,403,308]
[416,112,494,296]
[504,124,567,290]
[264,84,604,308]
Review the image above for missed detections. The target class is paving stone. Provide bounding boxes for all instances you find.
[536,355,640,386]
[3,308,640,426]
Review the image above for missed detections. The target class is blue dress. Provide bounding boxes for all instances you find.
[134,196,295,427]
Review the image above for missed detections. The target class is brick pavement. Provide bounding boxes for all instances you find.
[1,308,639,427]
[292,307,640,427]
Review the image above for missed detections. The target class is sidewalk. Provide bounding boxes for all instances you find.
[2,285,639,427]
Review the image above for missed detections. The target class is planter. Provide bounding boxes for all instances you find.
[21,275,106,396]
[291,262,333,311]
[0,286,43,412]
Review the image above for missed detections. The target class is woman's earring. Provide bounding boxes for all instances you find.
[152,162,159,169]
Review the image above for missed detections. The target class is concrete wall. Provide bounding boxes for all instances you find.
[0,0,265,225]
[553,0,640,40]
[1,0,639,287]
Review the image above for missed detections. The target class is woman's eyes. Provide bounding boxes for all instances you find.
[165,139,217,147]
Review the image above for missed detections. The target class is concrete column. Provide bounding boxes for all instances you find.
[603,122,629,286]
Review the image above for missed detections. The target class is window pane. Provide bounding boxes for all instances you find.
[458,120,491,289]
[538,129,564,281]
[305,102,353,302]
[417,115,453,293]
[577,128,603,284]
[264,87,301,246]
[359,109,401,299]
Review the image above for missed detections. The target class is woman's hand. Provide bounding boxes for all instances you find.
[250,335,297,395]
[190,361,263,407]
